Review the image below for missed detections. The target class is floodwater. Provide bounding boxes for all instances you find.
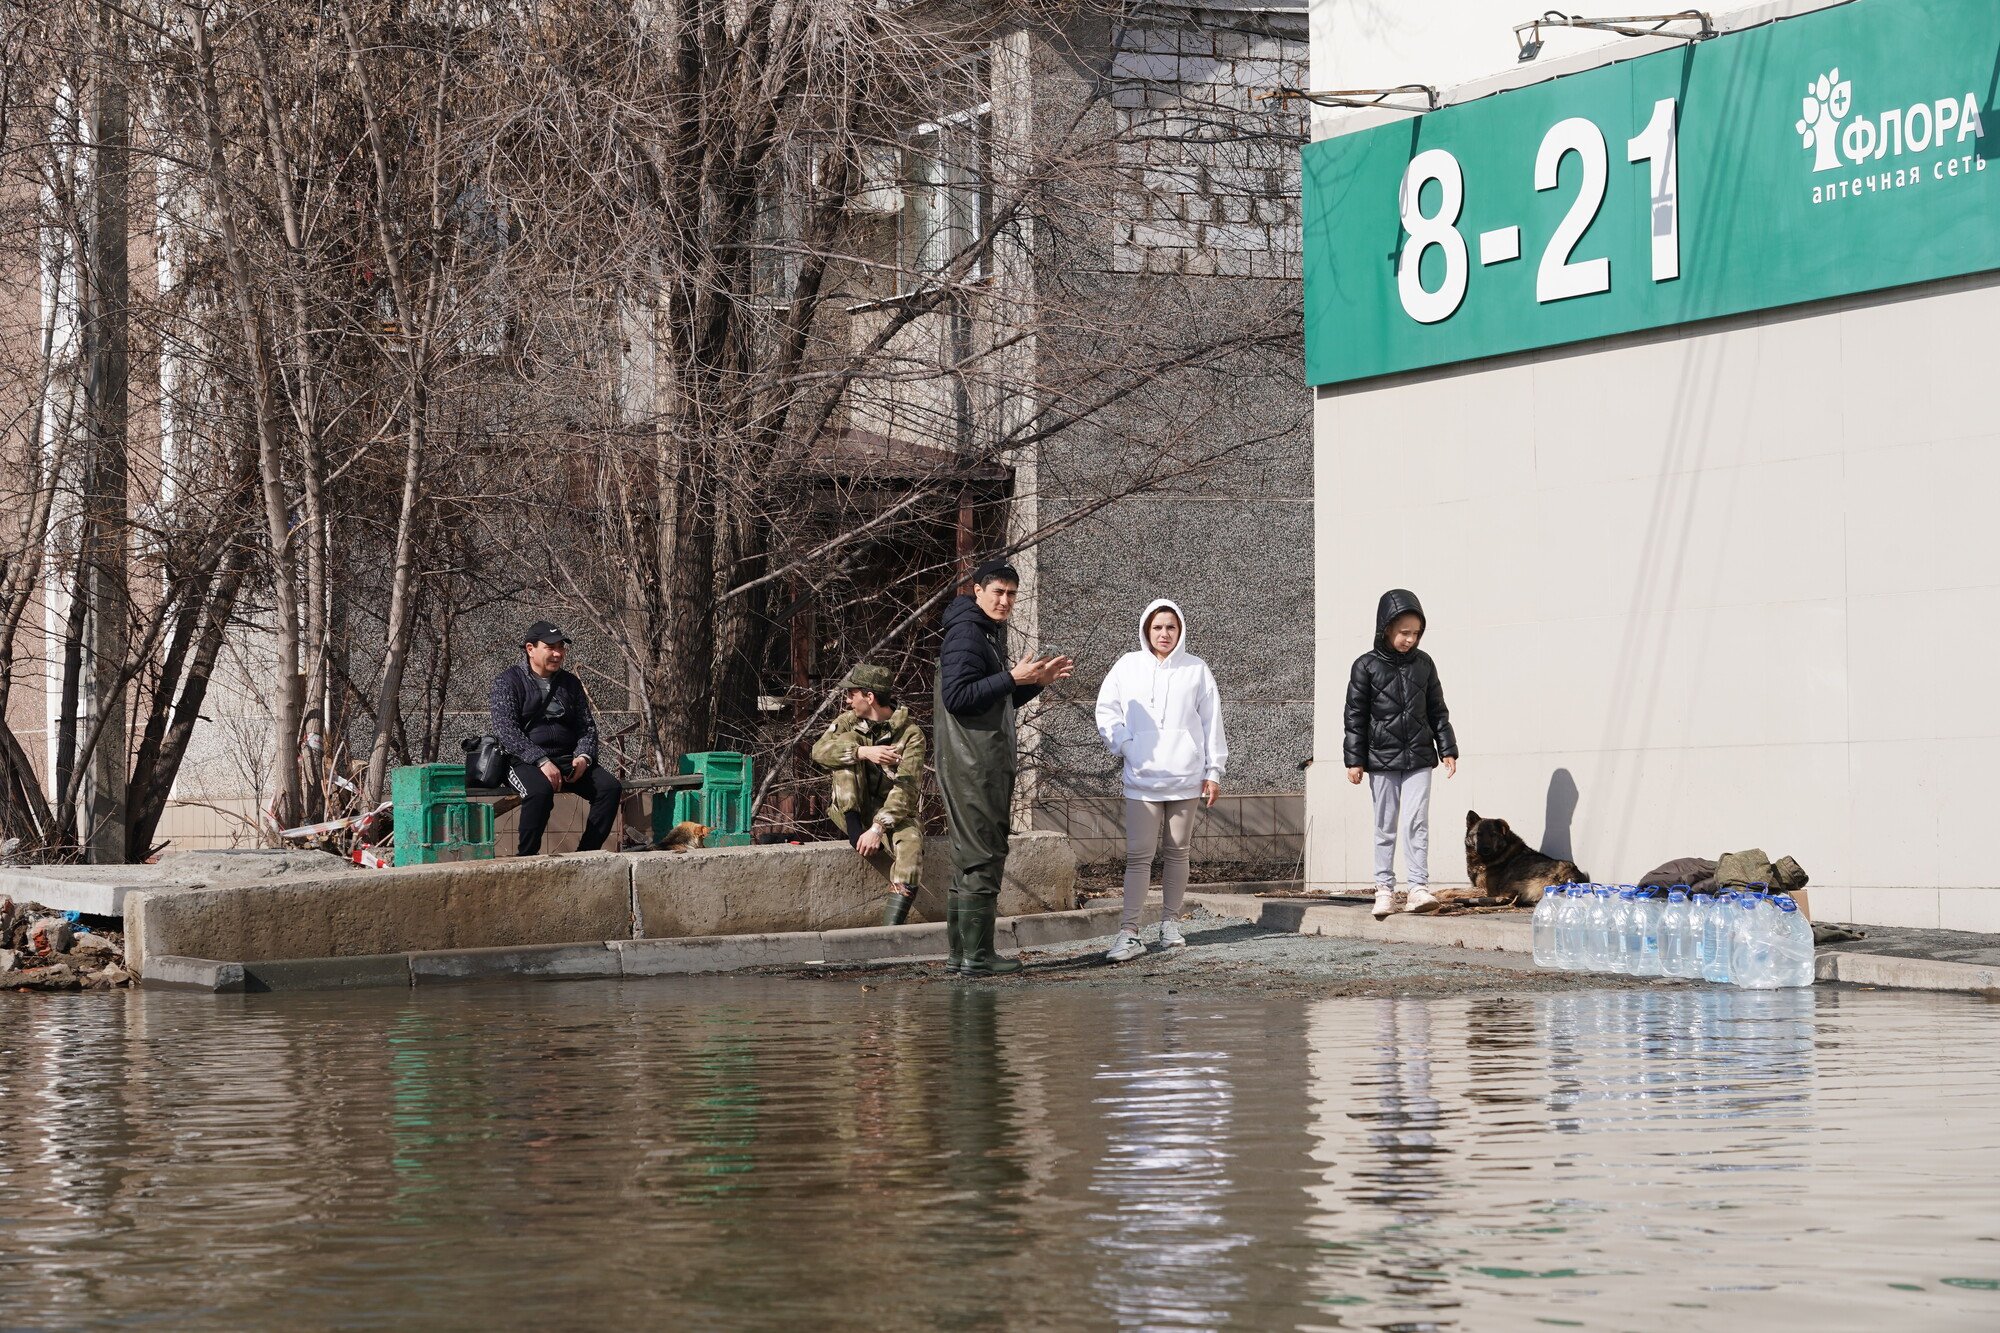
[0,979,1995,1330]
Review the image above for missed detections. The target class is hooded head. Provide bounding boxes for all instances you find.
[1373,589,1426,657]
[1137,598,1191,662]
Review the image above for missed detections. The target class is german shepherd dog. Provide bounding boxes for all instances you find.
[1458,811,1586,907]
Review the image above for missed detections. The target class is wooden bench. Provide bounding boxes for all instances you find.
[468,773,711,853]
[465,773,704,801]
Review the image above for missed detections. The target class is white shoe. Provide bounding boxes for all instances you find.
[1404,886,1441,914]
[1158,919,1187,949]
[1372,888,1396,920]
[1105,929,1146,963]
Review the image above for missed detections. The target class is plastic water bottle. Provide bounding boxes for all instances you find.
[1573,886,1597,970]
[1600,888,1632,972]
[1700,892,1735,984]
[1770,894,1816,988]
[1532,884,1562,968]
[1555,884,1585,970]
[1692,890,1725,979]
[1585,886,1616,972]
[1549,885,1572,968]
[1616,888,1648,972]
[1634,888,1664,977]
[1659,888,1695,978]
[1730,893,1778,989]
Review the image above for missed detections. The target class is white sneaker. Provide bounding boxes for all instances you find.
[1105,929,1146,963]
[1158,919,1187,949]
[1372,888,1396,920]
[1404,886,1441,914]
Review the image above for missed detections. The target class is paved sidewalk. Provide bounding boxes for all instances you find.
[1816,923,2000,969]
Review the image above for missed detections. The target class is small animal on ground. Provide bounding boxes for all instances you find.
[655,821,709,853]
[1458,810,1586,907]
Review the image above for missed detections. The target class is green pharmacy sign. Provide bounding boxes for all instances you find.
[1302,0,2000,386]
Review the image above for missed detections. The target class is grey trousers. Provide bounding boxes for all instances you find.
[1369,767,1432,889]
[1122,797,1197,932]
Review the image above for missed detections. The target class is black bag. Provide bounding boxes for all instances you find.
[464,671,554,789]
[463,735,508,789]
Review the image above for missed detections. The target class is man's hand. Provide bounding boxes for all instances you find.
[856,743,902,769]
[1442,756,1457,778]
[1346,766,1364,785]
[540,759,564,790]
[1201,780,1220,808]
[570,754,591,781]
[1010,653,1076,687]
[856,824,885,856]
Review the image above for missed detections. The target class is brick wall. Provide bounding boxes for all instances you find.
[1106,9,1308,279]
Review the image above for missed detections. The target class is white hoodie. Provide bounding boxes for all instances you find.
[1094,598,1228,802]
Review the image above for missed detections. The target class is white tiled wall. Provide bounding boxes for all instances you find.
[1306,276,2000,929]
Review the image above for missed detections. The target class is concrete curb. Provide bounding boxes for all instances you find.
[134,900,1136,992]
[1012,904,1124,948]
[411,943,622,985]
[140,955,246,992]
[612,933,828,976]
[243,954,416,992]
[819,923,949,963]
[1816,950,2000,992]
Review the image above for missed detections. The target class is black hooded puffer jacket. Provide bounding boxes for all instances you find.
[1343,589,1458,772]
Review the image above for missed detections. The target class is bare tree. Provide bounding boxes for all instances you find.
[0,0,1303,860]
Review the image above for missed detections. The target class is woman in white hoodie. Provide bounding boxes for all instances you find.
[1094,599,1228,962]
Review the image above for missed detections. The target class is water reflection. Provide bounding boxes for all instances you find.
[1087,997,1250,1329]
[0,982,1993,1330]
[937,985,1028,1333]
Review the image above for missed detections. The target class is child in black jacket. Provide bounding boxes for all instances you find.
[1344,589,1458,919]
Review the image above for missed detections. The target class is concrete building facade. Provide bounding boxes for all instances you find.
[1302,0,2000,929]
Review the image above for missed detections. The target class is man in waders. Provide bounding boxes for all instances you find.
[934,561,1074,975]
[810,664,928,925]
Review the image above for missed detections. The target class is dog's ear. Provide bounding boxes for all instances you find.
[1465,810,1480,828]
[1495,818,1511,836]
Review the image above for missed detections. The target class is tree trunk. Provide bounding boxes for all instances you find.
[82,0,130,861]
[126,547,249,858]
[189,6,305,832]
[364,404,425,801]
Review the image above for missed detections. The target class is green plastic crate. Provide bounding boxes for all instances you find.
[395,800,496,866]
[390,763,493,866]
[657,751,755,848]
[392,762,466,809]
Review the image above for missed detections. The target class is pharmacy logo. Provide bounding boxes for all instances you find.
[1796,69,1853,172]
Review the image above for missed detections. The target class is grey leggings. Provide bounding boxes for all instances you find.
[1369,767,1432,888]
[1122,797,1197,932]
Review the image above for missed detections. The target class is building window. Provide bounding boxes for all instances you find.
[901,103,989,281]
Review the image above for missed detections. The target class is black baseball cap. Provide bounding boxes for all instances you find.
[523,620,570,646]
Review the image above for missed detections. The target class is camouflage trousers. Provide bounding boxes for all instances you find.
[844,811,924,888]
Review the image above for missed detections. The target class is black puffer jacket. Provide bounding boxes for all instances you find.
[937,594,1042,719]
[1343,589,1458,772]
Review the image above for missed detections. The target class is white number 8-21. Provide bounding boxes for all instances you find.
[1393,100,1681,324]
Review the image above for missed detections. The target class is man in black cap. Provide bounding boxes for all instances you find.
[935,560,1073,975]
[489,620,623,856]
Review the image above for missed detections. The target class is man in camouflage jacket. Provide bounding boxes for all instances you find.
[810,664,927,925]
